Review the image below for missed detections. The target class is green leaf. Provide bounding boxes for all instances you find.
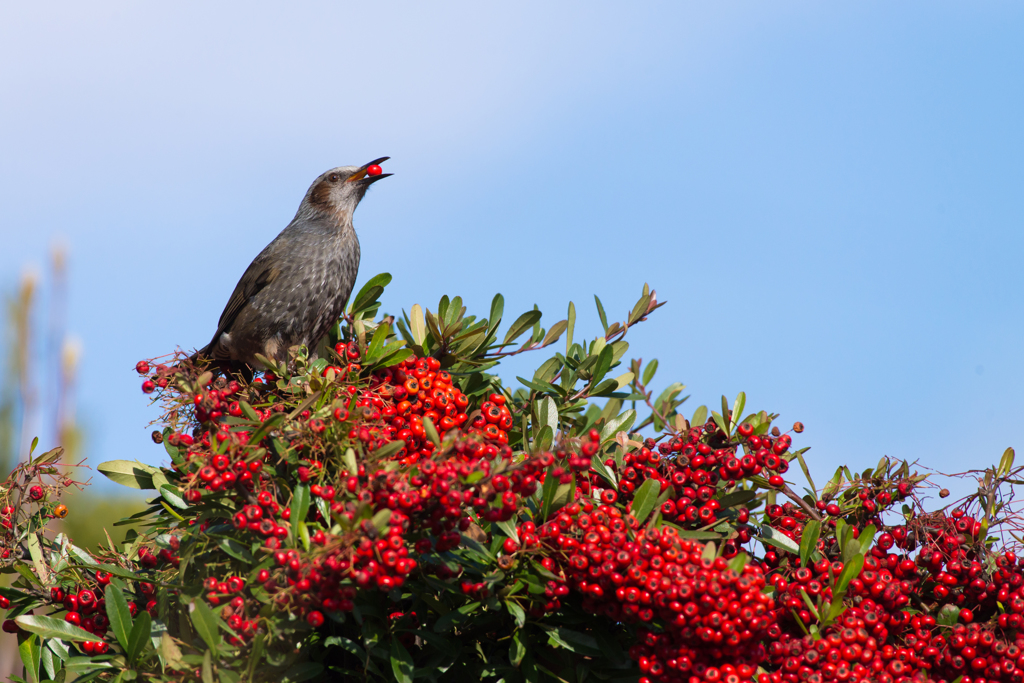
[350,273,392,313]
[371,440,406,460]
[731,392,746,429]
[541,320,568,347]
[126,610,151,664]
[15,616,103,643]
[827,554,864,622]
[422,416,440,448]
[999,447,1016,477]
[19,634,41,683]
[535,396,558,435]
[96,460,158,490]
[794,449,816,494]
[343,448,359,476]
[219,538,255,563]
[727,552,749,574]
[716,490,757,510]
[161,632,184,671]
[937,603,960,627]
[27,533,48,584]
[642,359,658,386]
[494,517,520,544]
[290,485,310,530]
[506,600,526,629]
[189,600,221,656]
[202,650,214,683]
[630,479,662,525]
[566,302,575,356]
[159,484,188,510]
[594,295,609,332]
[590,456,617,489]
[390,638,414,683]
[409,304,427,346]
[600,409,636,443]
[759,525,800,555]
[510,630,527,666]
[503,310,543,346]
[105,584,133,650]
[690,405,708,429]
[799,520,821,568]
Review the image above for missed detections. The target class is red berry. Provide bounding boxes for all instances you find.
[29,485,43,501]
[366,164,383,176]
[142,380,156,393]
[135,361,150,374]
[768,475,785,488]
[306,610,325,627]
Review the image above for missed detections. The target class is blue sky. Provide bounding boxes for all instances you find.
[2,2,1022,503]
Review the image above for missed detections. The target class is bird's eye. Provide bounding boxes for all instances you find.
[328,173,340,183]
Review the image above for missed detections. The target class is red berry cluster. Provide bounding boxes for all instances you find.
[552,513,773,682]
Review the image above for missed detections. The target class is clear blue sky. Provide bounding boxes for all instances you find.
[2,2,1022,502]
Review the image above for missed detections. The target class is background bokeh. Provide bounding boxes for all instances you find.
[2,1,1022,509]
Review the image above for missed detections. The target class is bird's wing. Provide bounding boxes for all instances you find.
[210,250,282,343]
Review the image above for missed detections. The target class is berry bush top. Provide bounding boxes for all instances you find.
[2,276,1023,683]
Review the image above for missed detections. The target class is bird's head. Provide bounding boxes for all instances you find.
[300,157,392,224]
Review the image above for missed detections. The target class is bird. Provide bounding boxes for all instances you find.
[192,158,391,376]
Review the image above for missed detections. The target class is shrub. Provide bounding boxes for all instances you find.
[1,276,1021,683]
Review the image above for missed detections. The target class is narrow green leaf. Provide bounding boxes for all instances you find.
[105,584,133,650]
[19,634,41,683]
[600,409,636,443]
[390,638,414,683]
[642,359,658,386]
[350,273,392,313]
[506,601,526,629]
[290,485,310,530]
[409,304,426,346]
[999,447,1016,477]
[691,405,708,428]
[15,616,103,643]
[189,600,221,656]
[566,302,575,356]
[589,456,617,488]
[422,416,440,448]
[535,396,558,435]
[795,449,816,494]
[759,525,800,555]
[630,479,662,525]
[202,650,214,683]
[96,460,157,490]
[503,310,543,346]
[731,392,746,428]
[799,520,821,567]
[510,630,527,666]
[343,448,359,476]
[594,295,609,332]
[827,554,864,622]
[126,610,152,664]
[727,552,749,574]
[159,484,188,510]
[540,320,568,347]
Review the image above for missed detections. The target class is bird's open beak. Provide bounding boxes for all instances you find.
[347,157,393,184]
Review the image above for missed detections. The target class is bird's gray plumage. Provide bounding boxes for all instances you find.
[195,159,390,370]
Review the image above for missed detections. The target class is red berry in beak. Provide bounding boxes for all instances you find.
[366,164,383,176]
